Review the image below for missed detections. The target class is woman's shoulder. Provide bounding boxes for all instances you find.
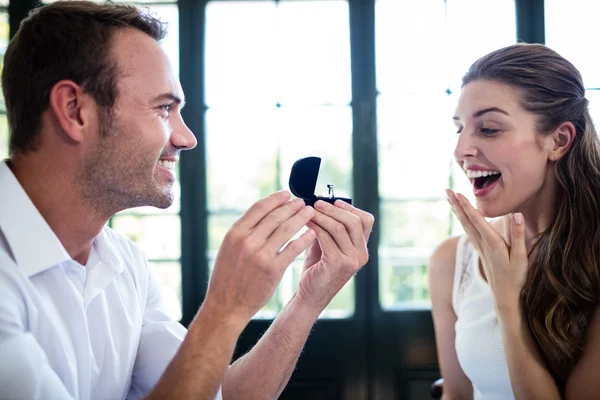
[428,236,462,289]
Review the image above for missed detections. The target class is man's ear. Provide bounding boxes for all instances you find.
[548,121,576,162]
[48,80,96,143]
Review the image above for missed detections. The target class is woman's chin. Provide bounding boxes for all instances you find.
[475,201,506,219]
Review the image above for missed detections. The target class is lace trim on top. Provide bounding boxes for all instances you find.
[456,238,475,310]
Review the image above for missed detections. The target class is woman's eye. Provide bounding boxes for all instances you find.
[480,128,499,136]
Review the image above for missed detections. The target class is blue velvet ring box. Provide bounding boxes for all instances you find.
[288,156,352,207]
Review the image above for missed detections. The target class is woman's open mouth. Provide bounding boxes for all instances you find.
[467,170,502,197]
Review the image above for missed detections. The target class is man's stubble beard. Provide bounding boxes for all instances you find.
[77,109,174,217]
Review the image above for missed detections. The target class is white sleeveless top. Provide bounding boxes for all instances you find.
[452,235,515,399]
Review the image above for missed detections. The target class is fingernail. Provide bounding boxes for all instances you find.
[334,199,346,208]
[513,213,523,224]
[445,189,452,198]
[315,200,329,210]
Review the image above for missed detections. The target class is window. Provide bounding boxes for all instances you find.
[545,0,600,130]
[0,5,8,159]
[375,0,517,309]
[205,0,354,318]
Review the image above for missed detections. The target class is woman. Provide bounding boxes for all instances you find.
[429,43,600,400]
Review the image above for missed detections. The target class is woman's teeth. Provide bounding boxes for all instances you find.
[466,170,501,179]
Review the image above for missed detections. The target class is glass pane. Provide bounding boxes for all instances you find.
[207,106,353,211]
[205,2,277,107]
[43,0,177,3]
[445,0,516,92]
[111,214,181,260]
[205,1,350,107]
[278,106,353,199]
[276,1,351,105]
[588,90,600,134]
[150,4,179,75]
[378,93,455,200]
[0,115,7,159]
[376,0,447,94]
[380,257,430,309]
[149,262,182,321]
[207,106,354,318]
[545,0,600,88]
[380,200,451,249]
[0,11,8,114]
[206,107,280,212]
[376,0,516,309]
[379,201,445,309]
[0,11,7,53]
[208,213,241,258]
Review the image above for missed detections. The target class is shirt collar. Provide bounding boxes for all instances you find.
[0,160,71,276]
[93,227,126,275]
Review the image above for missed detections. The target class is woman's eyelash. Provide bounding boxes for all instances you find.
[455,128,499,135]
[480,128,499,135]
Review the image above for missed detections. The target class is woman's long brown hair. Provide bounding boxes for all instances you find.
[463,43,600,386]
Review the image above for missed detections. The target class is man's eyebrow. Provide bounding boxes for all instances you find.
[152,93,186,108]
[452,107,510,121]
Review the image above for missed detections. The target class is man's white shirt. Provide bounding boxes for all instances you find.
[0,161,222,400]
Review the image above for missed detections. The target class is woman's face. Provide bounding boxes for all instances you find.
[453,80,556,218]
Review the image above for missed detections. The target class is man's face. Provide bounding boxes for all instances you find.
[81,28,196,213]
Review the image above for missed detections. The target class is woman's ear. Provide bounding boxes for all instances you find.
[548,121,576,162]
[48,80,95,143]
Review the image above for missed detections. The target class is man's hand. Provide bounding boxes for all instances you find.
[298,200,374,310]
[203,191,316,329]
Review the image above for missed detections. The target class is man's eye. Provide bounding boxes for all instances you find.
[161,104,173,113]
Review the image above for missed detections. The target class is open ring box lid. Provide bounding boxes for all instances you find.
[288,156,352,207]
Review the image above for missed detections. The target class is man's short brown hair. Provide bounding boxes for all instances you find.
[2,0,167,155]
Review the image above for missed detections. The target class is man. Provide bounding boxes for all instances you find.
[0,1,374,399]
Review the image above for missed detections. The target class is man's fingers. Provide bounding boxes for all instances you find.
[277,228,316,267]
[333,200,375,240]
[315,200,365,249]
[251,198,307,243]
[304,220,339,255]
[232,191,292,232]
[310,209,356,256]
[264,205,315,253]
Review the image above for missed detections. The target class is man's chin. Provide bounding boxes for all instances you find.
[139,186,175,209]
[151,192,175,209]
